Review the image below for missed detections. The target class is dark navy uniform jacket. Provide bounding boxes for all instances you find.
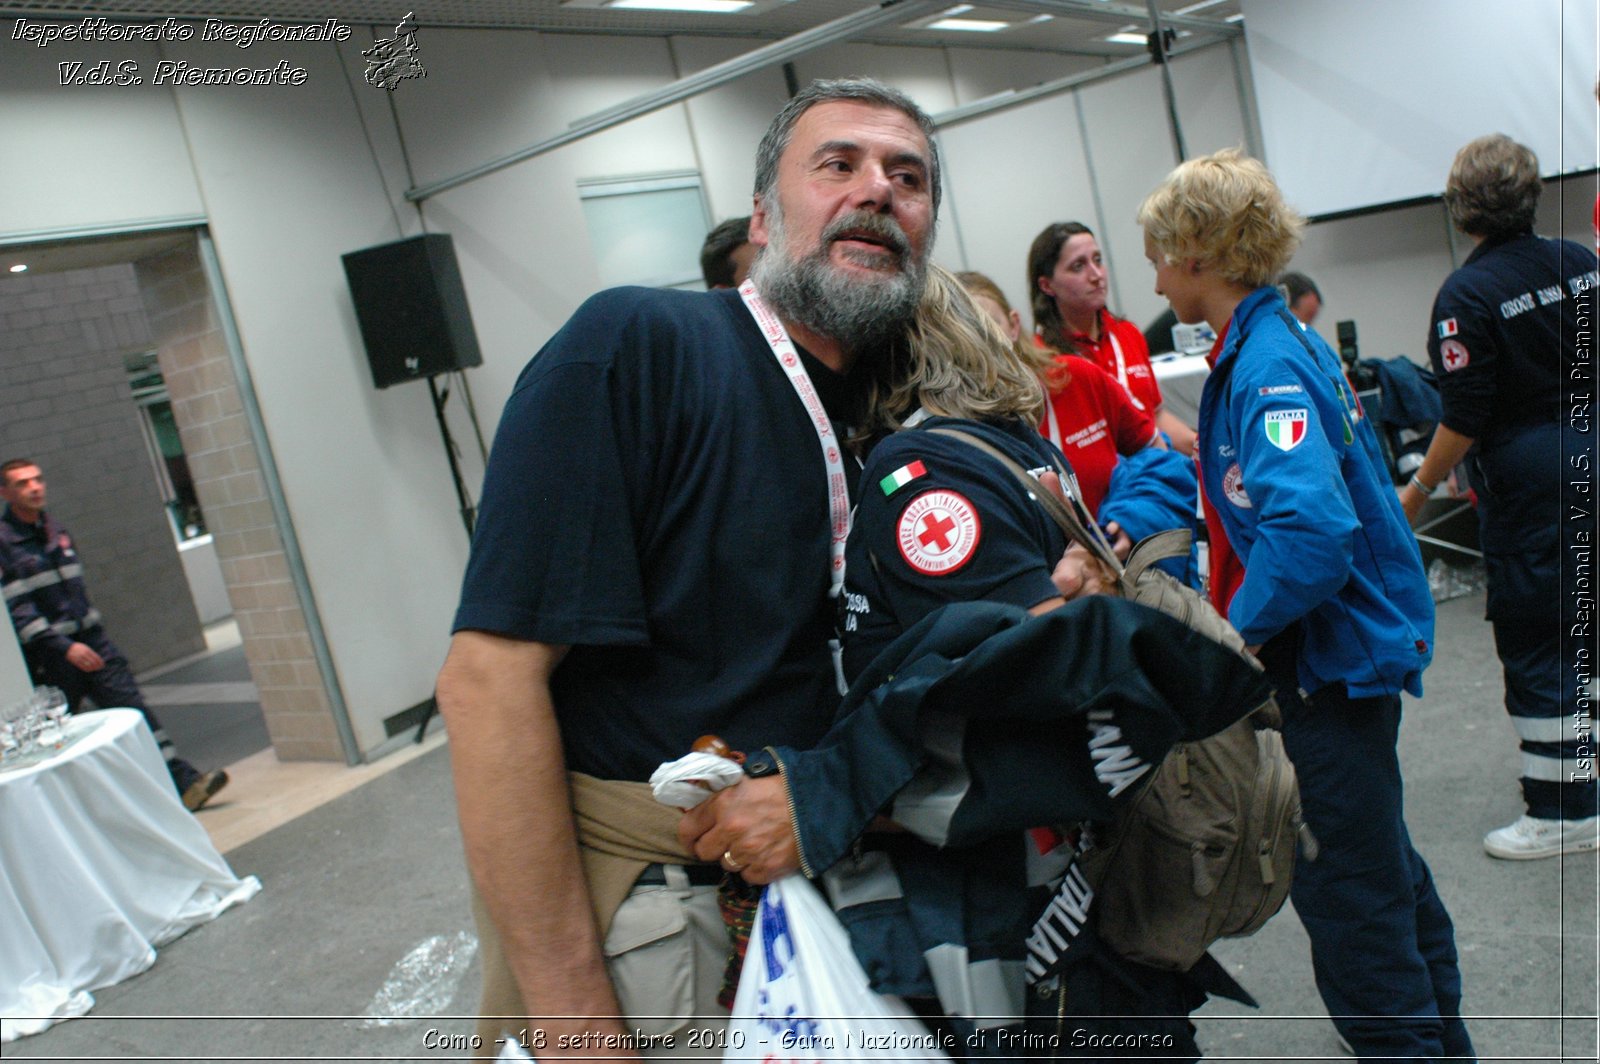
[0,508,103,663]
[842,416,1069,680]
[1426,231,1597,442]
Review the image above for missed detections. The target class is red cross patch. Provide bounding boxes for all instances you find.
[896,490,981,576]
[1440,339,1469,372]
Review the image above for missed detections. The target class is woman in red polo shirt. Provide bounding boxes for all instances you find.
[956,271,1158,517]
[1027,222,1196,454]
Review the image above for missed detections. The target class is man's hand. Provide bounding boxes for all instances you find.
[1051,543,1117,600]
[678,777,800,884]
[65,642,104,672]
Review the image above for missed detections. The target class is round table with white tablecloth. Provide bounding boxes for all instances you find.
[0,708,260,1042]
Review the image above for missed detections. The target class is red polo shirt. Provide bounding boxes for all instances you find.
[1066,309,1165,415]
[1039,356,1157,515]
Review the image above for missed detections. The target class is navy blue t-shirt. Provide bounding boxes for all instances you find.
[453,286,857,781]
[841,416,1070,681]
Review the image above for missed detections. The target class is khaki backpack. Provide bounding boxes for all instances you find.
[926,427,1312,972]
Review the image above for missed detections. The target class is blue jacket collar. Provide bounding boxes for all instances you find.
[1213,286,1286,371]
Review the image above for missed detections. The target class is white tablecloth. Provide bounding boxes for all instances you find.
[0,709,261,1042]
[1152,352,1211,427]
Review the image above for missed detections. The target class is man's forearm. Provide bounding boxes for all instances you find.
[436,632,631,1048]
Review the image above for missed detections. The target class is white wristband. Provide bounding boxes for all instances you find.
[1408,474,1437,496]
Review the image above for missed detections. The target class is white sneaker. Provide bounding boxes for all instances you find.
[1483,815,1600,860]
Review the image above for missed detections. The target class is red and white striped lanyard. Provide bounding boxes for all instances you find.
[738,279,851,606]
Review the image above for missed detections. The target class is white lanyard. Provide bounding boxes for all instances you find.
[738,279,851,606]
[1044,397,1064,452]
[1105,327,1146,411]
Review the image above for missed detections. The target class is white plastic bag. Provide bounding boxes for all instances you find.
[726,875,950,1062]
[649,750,746,809]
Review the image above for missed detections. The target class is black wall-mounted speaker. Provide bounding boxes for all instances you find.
[342,233,482,389]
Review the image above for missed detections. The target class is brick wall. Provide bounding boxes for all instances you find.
[0,265,205,671]
[134,243,343,760]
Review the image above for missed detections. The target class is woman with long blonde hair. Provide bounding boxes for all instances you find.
[838,263,1217,1061]
[841,264,1073,676]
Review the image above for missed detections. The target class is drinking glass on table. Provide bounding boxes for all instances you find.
[0,699,21,763]
[2,696,35,758]
[35,686,68,749]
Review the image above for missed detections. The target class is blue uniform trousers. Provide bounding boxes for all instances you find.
[28,627,200,796]
[1264,632,1474,1062]
[1473,421,1597,820]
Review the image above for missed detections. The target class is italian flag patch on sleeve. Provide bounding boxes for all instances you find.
[879,460,927,496]
[1264,409,1308,451]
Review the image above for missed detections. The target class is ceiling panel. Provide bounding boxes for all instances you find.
[0,0,1241,54]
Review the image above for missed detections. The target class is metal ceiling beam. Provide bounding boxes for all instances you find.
[1148,0,1188,160]
[930,33,1220,129]
[995,0,1242,38]
[407,0,944,203]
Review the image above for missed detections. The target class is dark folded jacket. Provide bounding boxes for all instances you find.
[770,597,1271,1015]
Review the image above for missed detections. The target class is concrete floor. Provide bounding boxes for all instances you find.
[10,591,1598,1062]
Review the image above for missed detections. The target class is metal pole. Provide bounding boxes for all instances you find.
[407,0,943,203]
[1147,0,1188,162]
[930,36,1220,130]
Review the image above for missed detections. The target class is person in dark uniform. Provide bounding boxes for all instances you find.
[685,267,1235,1059]
[0,458,228,812]
[699,215,754,289]
[1400,133,1599,859]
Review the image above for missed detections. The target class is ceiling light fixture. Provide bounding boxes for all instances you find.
[1105,31,1147,44]
[606,0,753,13]
[8,264,27,273]
[926,17,1010,31]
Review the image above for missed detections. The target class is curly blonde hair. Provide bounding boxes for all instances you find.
[1137,148,1304,289]
[857,265,1045,438]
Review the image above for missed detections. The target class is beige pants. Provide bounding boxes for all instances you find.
[475,866,730,1059]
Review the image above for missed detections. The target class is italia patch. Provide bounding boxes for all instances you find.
[879,460,927,497]
[1222,463,1252,508]
[897,489,981,576]
[1436,318,1458,339]
[1440,339,1470,372]
[1264,409,1308,451]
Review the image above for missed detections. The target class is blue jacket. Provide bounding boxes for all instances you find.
[1197,287,1433,698]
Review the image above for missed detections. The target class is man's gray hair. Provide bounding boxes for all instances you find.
[753,77,942,217]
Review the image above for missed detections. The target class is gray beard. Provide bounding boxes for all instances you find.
[750,202,927,360]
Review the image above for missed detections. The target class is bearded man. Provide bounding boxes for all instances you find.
[437,77,939,1058]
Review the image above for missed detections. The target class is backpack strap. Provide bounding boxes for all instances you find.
[923,426,1124,577]
[1122,528,1193,585]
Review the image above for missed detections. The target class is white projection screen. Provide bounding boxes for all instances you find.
[1242,0,1598,219]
